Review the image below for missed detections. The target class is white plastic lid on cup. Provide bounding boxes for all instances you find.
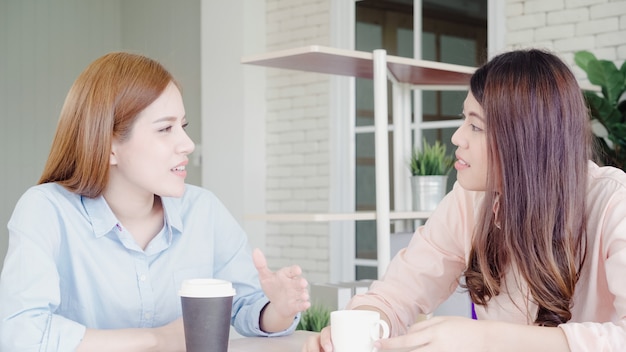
[178,278,236,298]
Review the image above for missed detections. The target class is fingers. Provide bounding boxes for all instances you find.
[302,333,327,352]
[294,291,311,312]
[320,326,333,351]
[286,264,303,278]
[302,327,332,352]
[375,335,423,351]
[253,249,305,281]
[282,282,311,315]
[252,248,273,278]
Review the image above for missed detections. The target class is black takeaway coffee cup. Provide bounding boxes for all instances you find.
[179,278,236,352]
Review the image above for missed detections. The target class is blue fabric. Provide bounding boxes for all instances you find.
[0,183,297,351]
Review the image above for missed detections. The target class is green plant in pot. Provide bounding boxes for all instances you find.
[409,139,454,211]
[574,51,626,171]
[296,304,330,332]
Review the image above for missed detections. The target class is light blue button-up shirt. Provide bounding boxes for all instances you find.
[0,183,298,351]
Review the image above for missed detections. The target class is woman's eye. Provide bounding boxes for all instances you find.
[159,126,173,133]
[182,122,189,129]
[470,124,483,132]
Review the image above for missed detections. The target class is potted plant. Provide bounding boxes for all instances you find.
[296,304,331,332]
[574,51,626,171]
[409,139,454,211]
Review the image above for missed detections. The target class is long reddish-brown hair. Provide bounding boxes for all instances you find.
[39,52,176,197]
[463,49,590,326]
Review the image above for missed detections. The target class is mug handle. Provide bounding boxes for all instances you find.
[370,319,390,340]
[370,320,390,352]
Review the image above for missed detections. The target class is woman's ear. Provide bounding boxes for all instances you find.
[110,142,118,166]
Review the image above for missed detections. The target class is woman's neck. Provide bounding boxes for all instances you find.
[102,188,164,250]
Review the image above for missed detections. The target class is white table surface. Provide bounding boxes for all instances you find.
[228,330,317,351]
[228,330,413,352]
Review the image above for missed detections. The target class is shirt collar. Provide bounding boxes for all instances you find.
[161,196,183,234]
[81,195,184,238]
[81,195,119,238]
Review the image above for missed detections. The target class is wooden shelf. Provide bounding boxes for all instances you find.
[241,45,474,87]
[244,211,431,222]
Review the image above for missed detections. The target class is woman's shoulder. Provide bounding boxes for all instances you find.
[587,161,626,192]
[10,183,85,227]
[586,162,626,221]
[17,183,80,206]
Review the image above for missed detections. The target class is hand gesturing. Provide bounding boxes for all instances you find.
[253,248,311,319]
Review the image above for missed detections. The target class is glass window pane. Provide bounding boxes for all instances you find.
[397,28,413,58]
[356,220,377,260]
[441,35,476,66]
[422,32,436,61]
[356,265,378,280]
[423,91,437,116]
[441,90,466,117]
[355,132,376,208]
[356,78,374,127]
[356,22,382,52]
[355,22,382,128]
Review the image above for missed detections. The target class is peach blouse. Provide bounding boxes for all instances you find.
[348,162,626,351]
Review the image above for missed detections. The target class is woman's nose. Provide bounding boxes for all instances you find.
[179,131,195,155]
[451,125,463,148]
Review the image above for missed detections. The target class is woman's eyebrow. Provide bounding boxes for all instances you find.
[461,110,485,122]
[467,111,485,122]
[152,116,180,124]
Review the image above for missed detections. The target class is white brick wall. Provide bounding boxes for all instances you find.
[265,0,332,284]
[506,0,626,82]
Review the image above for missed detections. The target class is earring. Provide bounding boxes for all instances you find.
[492,194,502,230]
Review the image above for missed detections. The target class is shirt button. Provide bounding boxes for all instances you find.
[144,313,152,319]
[139,274,147,282]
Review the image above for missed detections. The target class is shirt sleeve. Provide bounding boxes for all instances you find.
[558,171,626,351]
[347,182,476,335]
[0,188,86,351]
[205,191,299,337]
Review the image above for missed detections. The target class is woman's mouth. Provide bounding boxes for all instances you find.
[454,158,469,171]
[171,164,188,178]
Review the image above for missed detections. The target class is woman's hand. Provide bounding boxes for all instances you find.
[374,316,485,352]
[302,326,333,352]
[253,248,311,332]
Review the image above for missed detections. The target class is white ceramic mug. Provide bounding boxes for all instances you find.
[331,310,390,352]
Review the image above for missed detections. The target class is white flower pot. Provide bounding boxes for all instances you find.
[411,175,448,211]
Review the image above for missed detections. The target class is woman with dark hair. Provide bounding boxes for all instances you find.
[0,52,310,351]
[305,49,626,351]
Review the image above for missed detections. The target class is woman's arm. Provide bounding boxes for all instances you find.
[77,318,185,352]
[347,184,477,335]
[376,317,570,352]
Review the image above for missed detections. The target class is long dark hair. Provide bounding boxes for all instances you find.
[463,49,590,326]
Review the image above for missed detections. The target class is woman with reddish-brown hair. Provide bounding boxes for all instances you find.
[0,52,310,351]
[305,49,626,351]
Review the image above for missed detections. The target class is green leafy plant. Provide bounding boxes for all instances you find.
[296,304,331,332]
[574,50,626,170]
[409,139,454,176]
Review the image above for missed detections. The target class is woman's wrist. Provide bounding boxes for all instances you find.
[260,302,296,333]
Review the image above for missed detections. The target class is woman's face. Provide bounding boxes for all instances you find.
[109,81,195,199]
[451,91,488,191]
